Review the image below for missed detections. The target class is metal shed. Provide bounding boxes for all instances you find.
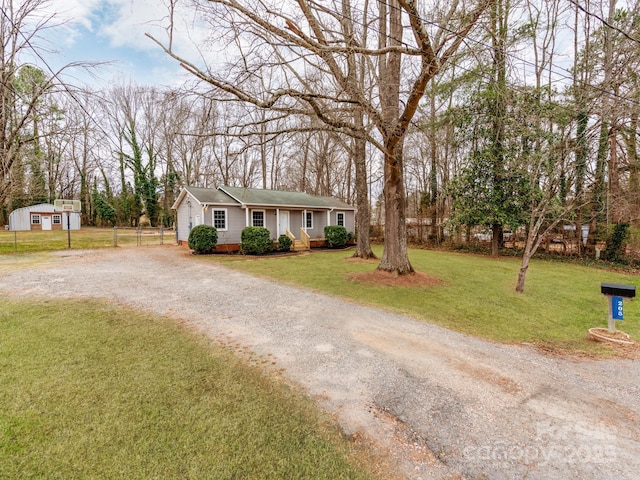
[8,204,81,231]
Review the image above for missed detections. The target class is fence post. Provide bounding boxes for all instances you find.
[114,226,118,247]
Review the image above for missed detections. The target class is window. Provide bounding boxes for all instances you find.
[213,209,227,230]
[31,214,40,225]
[252,210,265,227]
[53,214,62,225]
[336,212,345,227]
[305,211,313,229]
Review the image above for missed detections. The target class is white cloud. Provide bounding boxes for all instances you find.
[37,0,204,86]
[97,0,169,50]
[46,0,167,50]
[46,0,102,31]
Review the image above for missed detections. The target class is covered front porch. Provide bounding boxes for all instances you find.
[242,207,334,251]
[284,227,311,251]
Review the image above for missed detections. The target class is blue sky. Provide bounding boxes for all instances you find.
[44,0,200,88]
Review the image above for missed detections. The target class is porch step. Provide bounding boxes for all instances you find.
[293,240,309,251]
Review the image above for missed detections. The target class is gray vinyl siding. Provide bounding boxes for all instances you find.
[329,210,355,233]
[265,209,277,238]
[290,210,331,239]
[347,211,355,232]
[221,207,246,244]
[176,195,197,242]
[308,210,326,239]
[177,200,246,245]
[290,211,303,237]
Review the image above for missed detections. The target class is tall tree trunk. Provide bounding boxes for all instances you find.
[575,108,588,255]
[300,136,309,192]
[572,0,590,256]
[342,0,374,259]
[625,111,640,224]
[593,120,609,224]
[260,119,268,189]
[379,143,413,273]
[608,112,620,223]
[490,0,507,257]
[429,88,438,242]
[589,0,616,251]
[377,0,413,274]
[352,124,375,259]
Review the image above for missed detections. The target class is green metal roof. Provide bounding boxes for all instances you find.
[219,186,354,210]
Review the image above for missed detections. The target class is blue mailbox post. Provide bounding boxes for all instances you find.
[601,283,636,333]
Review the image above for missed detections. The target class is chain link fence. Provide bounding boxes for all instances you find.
[112,227,175,247]
[0,227,176,253]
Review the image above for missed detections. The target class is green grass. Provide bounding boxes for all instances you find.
[0,299,377,479]
[0,227,169,254]
[213,246,640,356]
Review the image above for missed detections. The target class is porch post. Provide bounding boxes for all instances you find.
[303,209,307,233]
[276,209,280,236]
[245,206,249,226]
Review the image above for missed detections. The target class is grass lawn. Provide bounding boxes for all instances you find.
[0,227,168,254]
[213,246,640,357]
[0,299,378,479]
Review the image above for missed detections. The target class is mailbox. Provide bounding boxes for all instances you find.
[600,283,636,298]
[601,283,635,332]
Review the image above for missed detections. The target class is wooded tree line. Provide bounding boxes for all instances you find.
[2,0,640,290]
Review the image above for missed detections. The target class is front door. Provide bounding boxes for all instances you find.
[279,210,290,236]
[42,216,52,231]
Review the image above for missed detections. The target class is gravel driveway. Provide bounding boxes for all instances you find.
[1,246,639,479]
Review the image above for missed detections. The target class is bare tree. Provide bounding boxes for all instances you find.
[1,0,57,215]
[149,0,492,274]
[65,91,105,225]
[0,0,100,223]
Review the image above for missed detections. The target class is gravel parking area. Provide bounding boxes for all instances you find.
[1,245,639,479]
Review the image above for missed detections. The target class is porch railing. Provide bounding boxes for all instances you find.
[300,228,311,249]
[285,228,296,242]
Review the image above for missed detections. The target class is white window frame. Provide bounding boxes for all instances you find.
[52,214,62,225]
[305,211,314,229]
[336,212,345,227]
[212,208,227,231]
[31,214,40,225]
[252,209,266,227]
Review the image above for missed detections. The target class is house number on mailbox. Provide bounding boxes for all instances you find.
[612,296,624,320]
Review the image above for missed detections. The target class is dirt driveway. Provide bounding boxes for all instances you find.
[1,246,639,479]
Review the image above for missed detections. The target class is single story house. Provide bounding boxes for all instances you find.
[172,185,355,251]
[8,203,81,231]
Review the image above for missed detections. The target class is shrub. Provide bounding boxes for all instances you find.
[324,225,348,248]
[92,191,117,226]
[277,234,292,252]
[188,224,218,254]
[241,227,273,255]
[601,223,630,263]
